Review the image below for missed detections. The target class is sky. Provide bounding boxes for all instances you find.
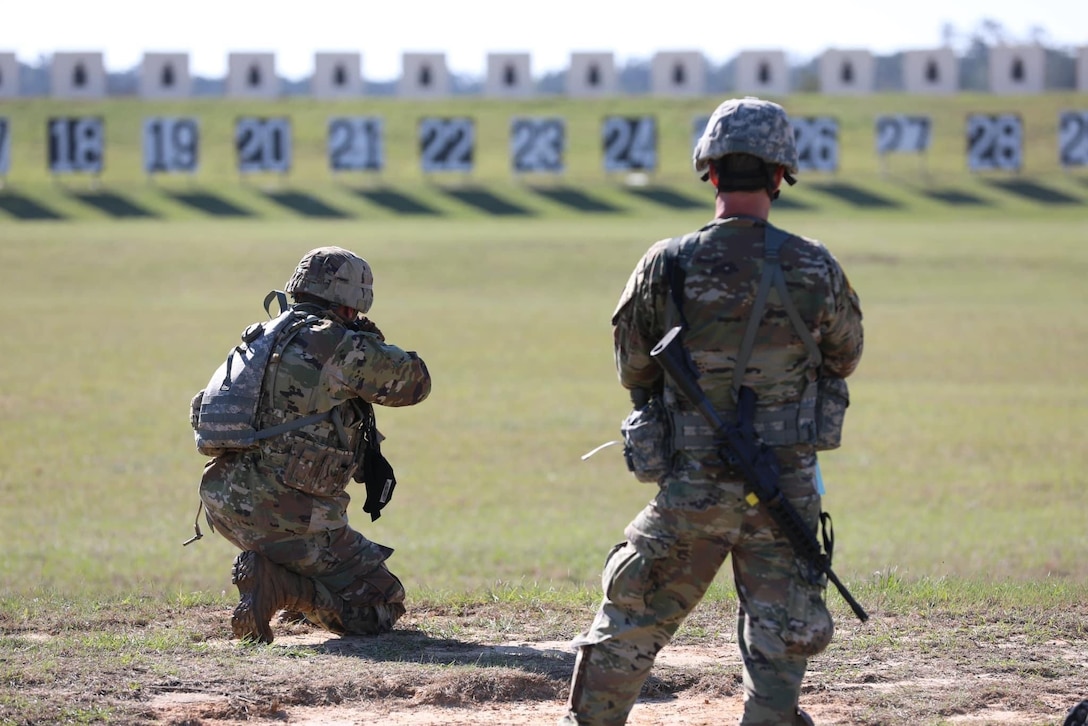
[3,0,1085,81]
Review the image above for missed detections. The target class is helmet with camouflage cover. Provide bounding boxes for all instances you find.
[285,246,374,314]
[693,96,798,185]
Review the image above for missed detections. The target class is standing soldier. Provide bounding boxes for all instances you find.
[191,246,431,644]
[561,98,864,725]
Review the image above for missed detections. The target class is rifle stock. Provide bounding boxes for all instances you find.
[650,326,868,622]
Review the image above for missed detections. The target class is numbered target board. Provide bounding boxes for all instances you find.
[691,115,710,152]
[1059,111,1088,167]
[510,117,565,173]
[0,118,9,176]
[235,117,291,173]
[603,116,657,172]
[48,117,104,174]
[143,117,199,174]
[791,117,838,172]
[419,117,474,173]
[875,115,932,155]
[966,114,1022,172]
[328,117,384,172]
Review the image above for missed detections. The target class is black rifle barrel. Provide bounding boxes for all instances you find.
[650,326,869,622]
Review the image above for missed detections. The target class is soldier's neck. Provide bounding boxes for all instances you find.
[715,191,772,222]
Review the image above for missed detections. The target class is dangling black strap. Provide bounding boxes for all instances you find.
[819,511,835,563]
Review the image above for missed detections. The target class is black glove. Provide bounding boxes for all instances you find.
[360,446,397,521]
[354,316,385,342]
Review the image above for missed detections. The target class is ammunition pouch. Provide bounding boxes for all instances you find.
[621,397,673,483]
[671,375,847,452]
[279,434,357,497]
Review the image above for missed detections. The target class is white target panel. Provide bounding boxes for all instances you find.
[988,46,1044,95]
[568,52,617,97]
[966,114,1022,172]
[792,117,839,172]
[0,52,17,99]
[602,116,656,172]
[399,53,450,98]
[313,53,363,99]
[902,49,957,95]
[650,51,706,97]
[50,52,106,99]
[143,117,199,174]
[328,117,384,171]
[1078,47,1088,93]
[875,115,932,155]
[140,53,191,98]
[47,117,104,174]
[1059,111,1088,168]
[817,50,874,95]
[235,117,291,173]
[226,53,278,99]
[485,53,533,97]
[510,117,565,173]
[0,118,10,175]
[419,117,474,172]
[734,51,789,96]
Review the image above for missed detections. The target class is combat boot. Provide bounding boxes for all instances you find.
[230,551,321,644]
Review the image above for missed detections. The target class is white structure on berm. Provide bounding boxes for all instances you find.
[485,53,533,97]
[650,51,706,96]
[399,53,450,98]
[818,49,875,94]
[567,52,617,97]
[902,48,958,94]
[988,45,1045,94]
[226,52,278,98]
[734,50,790,96]
[51,52,107,98]
[0,52,17,98]
[313,53,363,98]
[1078,47,1088,92]
[140,53,191,98]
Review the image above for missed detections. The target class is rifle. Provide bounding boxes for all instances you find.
[650,326,869,622]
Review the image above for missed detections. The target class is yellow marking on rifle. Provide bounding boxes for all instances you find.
[746,492,760,507]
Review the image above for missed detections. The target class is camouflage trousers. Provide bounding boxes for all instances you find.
[200,457,405,635]
[562,462,833,726]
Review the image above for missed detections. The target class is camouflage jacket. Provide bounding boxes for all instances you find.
[613,216,863,456]
[201,305,431,534]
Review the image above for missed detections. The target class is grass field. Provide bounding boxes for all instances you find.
[1,94,1087,724]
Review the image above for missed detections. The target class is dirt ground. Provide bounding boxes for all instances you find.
[4,602,1086,725]
[152,614,1085,726]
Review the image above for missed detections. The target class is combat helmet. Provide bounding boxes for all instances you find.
[693,96,799,187]
[285,246,374,314]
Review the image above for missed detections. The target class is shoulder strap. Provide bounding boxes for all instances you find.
[663,234,692,331]
[731,224,822,395]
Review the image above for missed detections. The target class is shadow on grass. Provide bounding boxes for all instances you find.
[0,191,65,220]
[168,190,253,218]
[264,191,351,219]
[71,191,157,218]
[772,195,812,211]
[920,188,992,206]
[985,179,1082,205]
[294,627,717,703]
[807,182,900,209]
[624,186,704,210]
[529,186,621,213]
[355,187,441,216]
[442,186,533,216]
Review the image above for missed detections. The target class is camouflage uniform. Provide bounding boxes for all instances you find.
[563,99,864,726]
[199,247,431,641]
